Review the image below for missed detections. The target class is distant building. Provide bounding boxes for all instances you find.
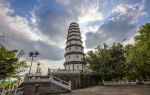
[64,22,85,70]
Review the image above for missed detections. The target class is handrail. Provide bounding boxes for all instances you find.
[49,75,71,91]
[52,76,69,85]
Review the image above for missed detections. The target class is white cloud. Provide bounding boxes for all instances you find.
[0,4,42,42]
[57,0,71,6]
[88,25,99,33]
[122,36,135,46]
[114,4,127,14]
[78,2,103,24]
[85,0,146,48]
[0,1,65,63]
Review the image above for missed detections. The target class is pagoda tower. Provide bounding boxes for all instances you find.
[64,22,85,70]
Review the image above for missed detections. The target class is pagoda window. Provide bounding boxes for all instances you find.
[77,55,78,58]
[69,56,70,58]
[69,47,71,50]
[70,42,71,45]
[69,66,70,69]
[76,47,78,49]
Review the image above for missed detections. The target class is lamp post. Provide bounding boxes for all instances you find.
[29,51,39,75]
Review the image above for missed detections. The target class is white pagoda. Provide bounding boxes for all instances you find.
[64,22,85,70]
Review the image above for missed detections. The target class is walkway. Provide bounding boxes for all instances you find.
[59,85,150,95]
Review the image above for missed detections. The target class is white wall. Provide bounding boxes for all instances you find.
[66,40,82,46]
[65,54,83,62]
[74,64,83,70]
[65,64,85,70]
[66,46,83,53]
[68,36,81,40]
[65,64,73,70]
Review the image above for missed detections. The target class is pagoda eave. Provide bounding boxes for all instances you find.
[64,61,84,65]
[65,51,84,57]
[65,44,84,49]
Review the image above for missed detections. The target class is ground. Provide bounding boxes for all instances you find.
[59,85,150,95]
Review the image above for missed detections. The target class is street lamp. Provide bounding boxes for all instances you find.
[29,51,39,75]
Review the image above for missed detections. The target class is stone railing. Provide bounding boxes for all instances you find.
[103,80,150,86]
[143,81,150,85]
[24,75,71,91]
[103,80,136,86]
[49,69,81,74]
[48,69,94,74]
[1,79,24,95]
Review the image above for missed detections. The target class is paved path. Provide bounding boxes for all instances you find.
[59,85,150,95]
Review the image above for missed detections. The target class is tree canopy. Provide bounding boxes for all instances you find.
[126,23,150,80]
[0,44,28,80]
[85,23,150,81]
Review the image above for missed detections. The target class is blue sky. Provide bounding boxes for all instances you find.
[0,0,150,73]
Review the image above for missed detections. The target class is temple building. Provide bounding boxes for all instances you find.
[64,22,85,70]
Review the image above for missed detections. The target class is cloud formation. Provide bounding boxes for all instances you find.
[0,1,64,62]
[85,0,146,48]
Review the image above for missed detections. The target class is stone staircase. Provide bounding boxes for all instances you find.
[23,74,71,95]
[1,74,71,95]
[24,75,71,91]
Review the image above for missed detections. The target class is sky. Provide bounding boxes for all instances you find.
[0,0,150,74]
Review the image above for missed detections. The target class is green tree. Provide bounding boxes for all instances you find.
[126,23,150,80]
[85,43,126,81]
[0,44,28,80]
[85,23,150,81]
[109,43,126,81]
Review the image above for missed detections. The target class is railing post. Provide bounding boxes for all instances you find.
[102,79,105,85]
[49,74,53,81]
[69,81,71,90]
